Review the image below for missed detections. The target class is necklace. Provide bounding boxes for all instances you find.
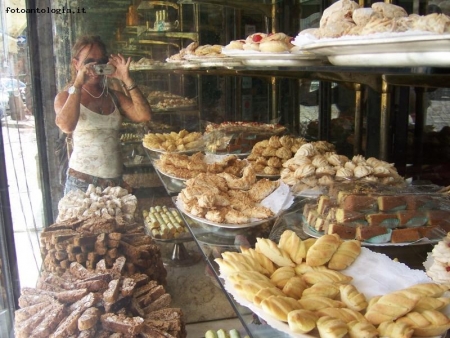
[82,85,105,99]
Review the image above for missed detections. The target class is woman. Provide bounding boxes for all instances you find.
[54,35,151,194]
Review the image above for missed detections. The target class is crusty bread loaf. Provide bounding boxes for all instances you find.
[297,296,346,311]
[328,240,361,271]
[255,237,295,267]
[282,276,307,299]
[261,295,303,321]
[287,309,318,334]
[378,320,414,338]
[339,284,367,311]
[316,315,348,338]
[278,230,305,264]
[270,266,296,288]
[305,234,341,267]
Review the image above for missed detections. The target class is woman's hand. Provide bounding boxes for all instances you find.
[73,62,97,88]
[108,53,132,83]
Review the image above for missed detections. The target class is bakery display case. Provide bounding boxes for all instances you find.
[3,0,450,336]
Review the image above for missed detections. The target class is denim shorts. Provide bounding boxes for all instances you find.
[64,170,123,195]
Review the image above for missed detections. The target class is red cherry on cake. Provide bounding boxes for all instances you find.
[446,266,450,272]
[252,34,263,42]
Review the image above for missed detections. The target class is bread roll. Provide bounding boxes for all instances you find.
[328,240,361,271]
[302,269,353,285]
[302,282,340,299]
[270,266,296,288]
[316,307,367,323]
[294,262,328,275]
[339,284,368,312]
[233,279,278,302]
[261,295,303,321]
[287,309,318,334]
[404,282,450,298]
[240,246,276,275]
[397,310,450,337]
[253,287,285,306]
[227,270,272,284]
[278,230,306,264]
[297,296,346,311]
[413,296,450,312]
[255,237,295,267]
[378,320,414,338]
[347,320,378,338]
[282,276,307,299]
[364,290,421,325]
[316,315,348,338]
[221,251,270,275]
[215,258,258,276]
[306,234,341,267]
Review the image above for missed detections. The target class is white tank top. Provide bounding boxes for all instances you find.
[69,103,123,178]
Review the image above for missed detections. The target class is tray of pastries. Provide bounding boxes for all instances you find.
[216,229,450,338]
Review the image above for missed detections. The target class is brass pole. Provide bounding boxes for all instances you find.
[379,80,391,161]
[353,83,363,155]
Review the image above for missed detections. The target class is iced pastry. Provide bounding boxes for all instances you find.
[426,234,450,283]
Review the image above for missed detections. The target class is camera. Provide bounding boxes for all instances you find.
[93,64,115,75]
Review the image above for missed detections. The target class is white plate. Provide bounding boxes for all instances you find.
[222,247,443,338]
[176,198,276,229]
[302,33,450,67]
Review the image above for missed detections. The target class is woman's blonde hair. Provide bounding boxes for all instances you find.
[69,35,108,84]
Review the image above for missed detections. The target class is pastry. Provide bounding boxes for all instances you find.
[364,290,421,325]
[253,287,286,306]
[302,269,353,285]
[305,234,341,267]
[297,296,346,311]
[340,194,377,212]
[270,266,296,288]
[371,2,408,19]
[316,315,348,338]
[326,223,357,240]
[377,320,414,338]
[391,228,420,243]
[260,295,303,321]
[356,225,389,241]
[233,279,277,302]
[255,237,295,267]
[328,240,361,271]
[316,307,367,323]
[282,276,307,299]
[377,195,407,212]
[347,320,378,338]
[396,309,450,337]
[301,282,340,299]
[287,309,318,334]
[240,246,276,275]
[278,230,306,264]
[339,284,367,311]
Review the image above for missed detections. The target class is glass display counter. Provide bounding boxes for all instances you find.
[173,195,450,337]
